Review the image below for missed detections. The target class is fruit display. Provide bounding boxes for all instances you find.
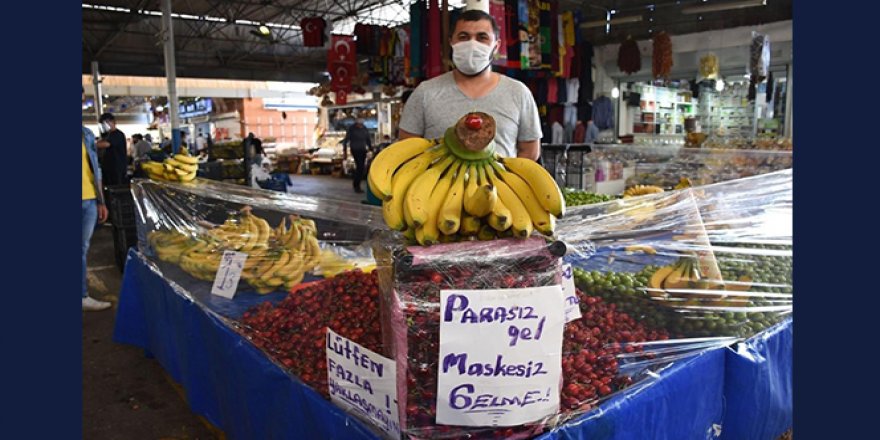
[148,207,321,294]
[368,112,565,245]
[623,184,665,198]
[561,188,617,207]
[378,238,563,438]
[239,270,383,393]
[586,145,792,192]
[140,150,199,182]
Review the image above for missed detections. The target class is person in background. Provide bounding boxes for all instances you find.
[376,134,393,153]
[180,131,190,154]
[398,9,542,160]
[131,133,152,163]
[342,118,372,193]
[96,112,128,186]
[82,87,111,311]
[195,131,208,154]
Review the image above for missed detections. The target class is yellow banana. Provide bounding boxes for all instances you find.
[460,214,481,236]
[477,225,496,241]
[485,164,532,238]
[500,156,565,217]
[418,161,459,245]
[382,148,449,231]
[174,153,199,165]
[166,157,198,173]
[490,161,554,236]
[239,215,260,251]
[369,137,436,200]
[463,162,497,217]
[405,154,457,228]
[252,214,271,249]
[402,227,417,242]
[438,160,468,236]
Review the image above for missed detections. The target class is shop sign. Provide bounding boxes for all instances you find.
[179,98,213,119]
[436,285,564,426]
[210,250,248,299]
[326,328,401,439]
[561,264,582,323]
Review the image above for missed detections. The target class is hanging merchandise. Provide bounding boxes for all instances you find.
[750,32,770,82]
[592,96,614,131]
[490,0,508,66]
[505,0,521,69]
[652,31,673,79]
[409,1,425,78]
[300,17,327,47]
[699,53,720,80]
[427,0,443,78]
[327,34,356,103]
[618,36,641,75]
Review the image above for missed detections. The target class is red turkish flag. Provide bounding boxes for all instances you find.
[334,88,348,105]
[327,34,356,88]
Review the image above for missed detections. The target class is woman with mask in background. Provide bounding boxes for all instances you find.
[398,9,542,161]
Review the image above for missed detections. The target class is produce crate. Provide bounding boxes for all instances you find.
[105,185,136,228]
[540,144,592,190]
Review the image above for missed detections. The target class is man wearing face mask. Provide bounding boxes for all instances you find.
[399,9,542,161]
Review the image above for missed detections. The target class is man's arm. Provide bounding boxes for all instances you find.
[398,129,418,140]
[96,138,110,148]
[516,140,541,161]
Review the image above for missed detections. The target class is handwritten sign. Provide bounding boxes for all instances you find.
[436,285,564,427]
[326,328,400,439]
[561,264,582,323]
[210,251,248,299]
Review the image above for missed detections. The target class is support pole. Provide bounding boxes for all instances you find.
[161,0,181,154]
[91,61,103,123]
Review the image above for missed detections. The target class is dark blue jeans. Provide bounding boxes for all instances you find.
[82,199,97,298]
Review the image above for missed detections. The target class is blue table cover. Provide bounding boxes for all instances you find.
[114,250,791,440]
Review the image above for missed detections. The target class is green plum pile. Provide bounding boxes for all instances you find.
[562,189,617,207]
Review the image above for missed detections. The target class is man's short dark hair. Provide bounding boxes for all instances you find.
[454,9,499,39]
[99,112,115,122]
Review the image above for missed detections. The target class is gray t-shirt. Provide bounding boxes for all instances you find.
[399,72,542,157]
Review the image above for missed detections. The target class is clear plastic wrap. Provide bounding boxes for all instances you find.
[587,144,792,192]
[375,237,566,439]
[132,177,385,314]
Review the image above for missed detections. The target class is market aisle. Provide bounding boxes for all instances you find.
[83,224,219,440]
[283,173,371,204]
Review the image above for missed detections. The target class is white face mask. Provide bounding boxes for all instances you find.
[452,40,495,76]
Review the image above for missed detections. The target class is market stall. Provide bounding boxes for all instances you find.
[114,152,791,439]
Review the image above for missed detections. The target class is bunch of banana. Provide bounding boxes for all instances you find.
[647,257,752,306]
[140,150,199,182]
[623,184,665,198]
[369,112,565,246]
[149,208,322,295]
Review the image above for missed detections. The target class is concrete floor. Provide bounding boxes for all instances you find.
[82,174,364,439]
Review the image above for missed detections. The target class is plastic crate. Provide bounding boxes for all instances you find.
[112,225,138,272]
[540,144,592,190]
[105,185,136,228]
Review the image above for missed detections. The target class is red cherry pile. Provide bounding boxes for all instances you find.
[238,270,383,395]
[392,251,560,439]
[559,289,669,417]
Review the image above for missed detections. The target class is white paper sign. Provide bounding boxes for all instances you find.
[436,285,565,427]
[326,328,401,439]
[561,264,582,323]
[210,251,248,299]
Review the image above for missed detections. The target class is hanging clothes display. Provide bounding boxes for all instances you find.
[490,0,508,66]
[592,96,614,130]
[409,1,424,78]
[426,0,443,78]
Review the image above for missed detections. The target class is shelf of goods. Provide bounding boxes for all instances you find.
[114,169,791,440]
[586,144,792,193]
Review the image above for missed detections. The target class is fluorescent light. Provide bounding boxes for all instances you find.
[682,0,766,14]
[611,87,620,98]
[715,79,725,91]
[581,15,643,29]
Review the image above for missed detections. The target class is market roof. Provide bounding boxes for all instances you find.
[83,0,792,83]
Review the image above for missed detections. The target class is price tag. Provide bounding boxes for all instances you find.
[211,251,248,299]
[326,328,400,439]
[436,285,565,427]
[561,264,582,323]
